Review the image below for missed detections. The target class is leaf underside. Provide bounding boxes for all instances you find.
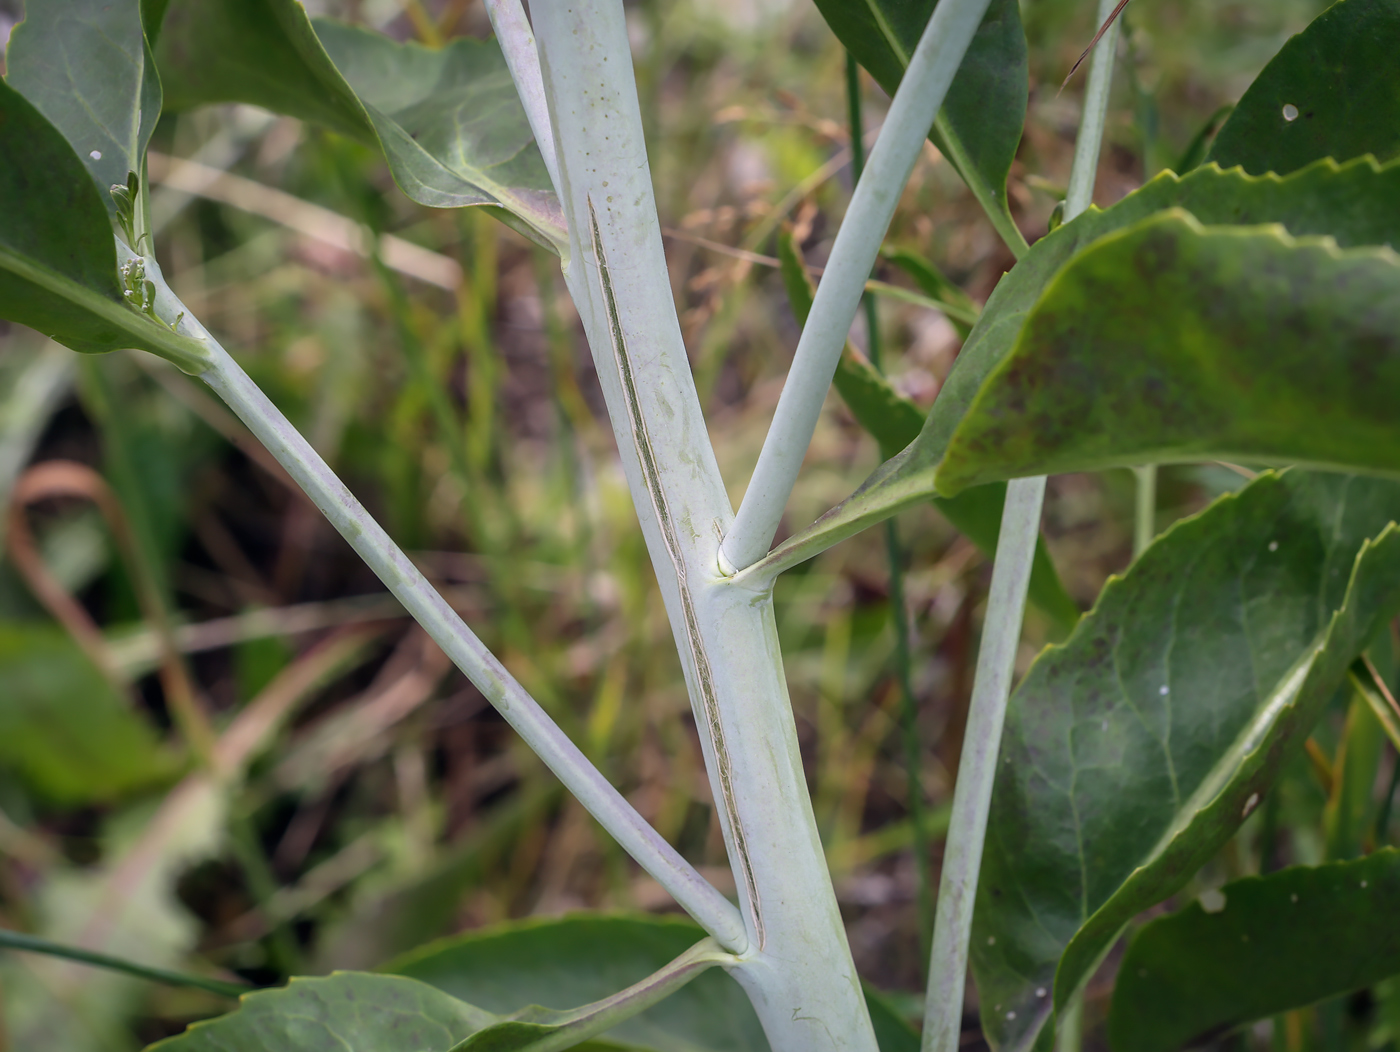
[153,0,565,250]
[1107,850,1400,1052]
[812,0,1028,249]
[971,470,1400,1051]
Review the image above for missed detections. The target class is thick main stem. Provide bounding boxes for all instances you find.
[531,4,877,1049]
[719,0,996,572]
[922,2,1121,1047]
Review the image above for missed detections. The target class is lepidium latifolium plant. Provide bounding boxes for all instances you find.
[1,0,1399,1049]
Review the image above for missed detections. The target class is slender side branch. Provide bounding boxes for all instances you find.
[719,0,995,573]
[485,0,562,197]
[145,289,744,952]
[921,2,1121,1046]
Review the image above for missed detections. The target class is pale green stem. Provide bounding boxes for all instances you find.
[534,3,876,1047]
[719,0,996,573]
[1133,464,1157,558]
[135,265,745,952]
[923,3,1121,1046]
[921,476,1046,1052]
[484,0,562,196]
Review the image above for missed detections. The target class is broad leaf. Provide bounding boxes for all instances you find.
[934,210,1400,494]
[1207,0,1400,176]
[390,912,922,1052]
[0,622,179,803]
[1108,850,1400,1052]
[813,0,1028,253]
[776,232,1077,627]
[153,0,566,250]
[388,914,766,1052]
[5,0,162,214]
[145,973,495,1051]
[0,79,207,370]
[970,471,1400,1051]
[764,157,1400,567]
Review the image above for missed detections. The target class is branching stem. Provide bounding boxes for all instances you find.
[720,0,996,572]
[171,314,746,953]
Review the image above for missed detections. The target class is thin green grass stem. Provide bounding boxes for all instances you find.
[923,6,1120,1043]
[847,45,931,976]
[229,809,304,977]
[0,928,251,999]
[720,0,996,572]
[1133,464,1157,558]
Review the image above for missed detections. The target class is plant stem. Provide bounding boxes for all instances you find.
[921,1,1121,1044]
[0,928,250,999]
[535,4,876,1046]
[1056,992,1085,1052]
[484,0,562,196]
[720,0,996,572]
[1064,0,1124,220]
[922,475,1046,1052]
[181,330,745,953]
[1133,464,1157,558]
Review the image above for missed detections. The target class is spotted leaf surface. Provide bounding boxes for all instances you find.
[970,472,1400,1050]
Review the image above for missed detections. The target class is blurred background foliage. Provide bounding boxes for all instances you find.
[4,0,1392,1048]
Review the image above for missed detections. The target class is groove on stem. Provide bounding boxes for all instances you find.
[586,197,763,947]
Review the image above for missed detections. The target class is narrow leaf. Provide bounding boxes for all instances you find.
[813,0,1029,254]
[970,471,1400,1051]
[776,232,1077,627]
[1108,851,1400,1052]
[1207,0,1400,176]
[153,0,565,250]
[145,973,496,1051]
[934,210,1400,495]
[0,79,208,370]
[5,0,162,215]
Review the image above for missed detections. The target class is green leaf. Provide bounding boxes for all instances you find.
[934,209,1400,495]
[387,914,767,1052]
[764,158,1400,569]
[1108,850,1400,1052]
[0,623,179,804]
[153,0,565,250]
[1207,0,1400,176]
[5,0,163,215]
[881,248,978,339]
[0,79,209,369]
[812,0,1029,255]
[969,471,1400,1051]
[145,973,495,1051]
[775,231,1077,628]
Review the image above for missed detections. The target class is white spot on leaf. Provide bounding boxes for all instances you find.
[1007,1011,1016,1020]
[988,936,996,945]
[1159,685,1170,696]
[1242,792,1260,818]
[89,150,102,160]
[1200,888,1227,913]
[1268,541,1279,552]
[1036,988,1047,998]
[1291,893,1298,903]
[1282,104,1299,122]
[1362,880,1368,888]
